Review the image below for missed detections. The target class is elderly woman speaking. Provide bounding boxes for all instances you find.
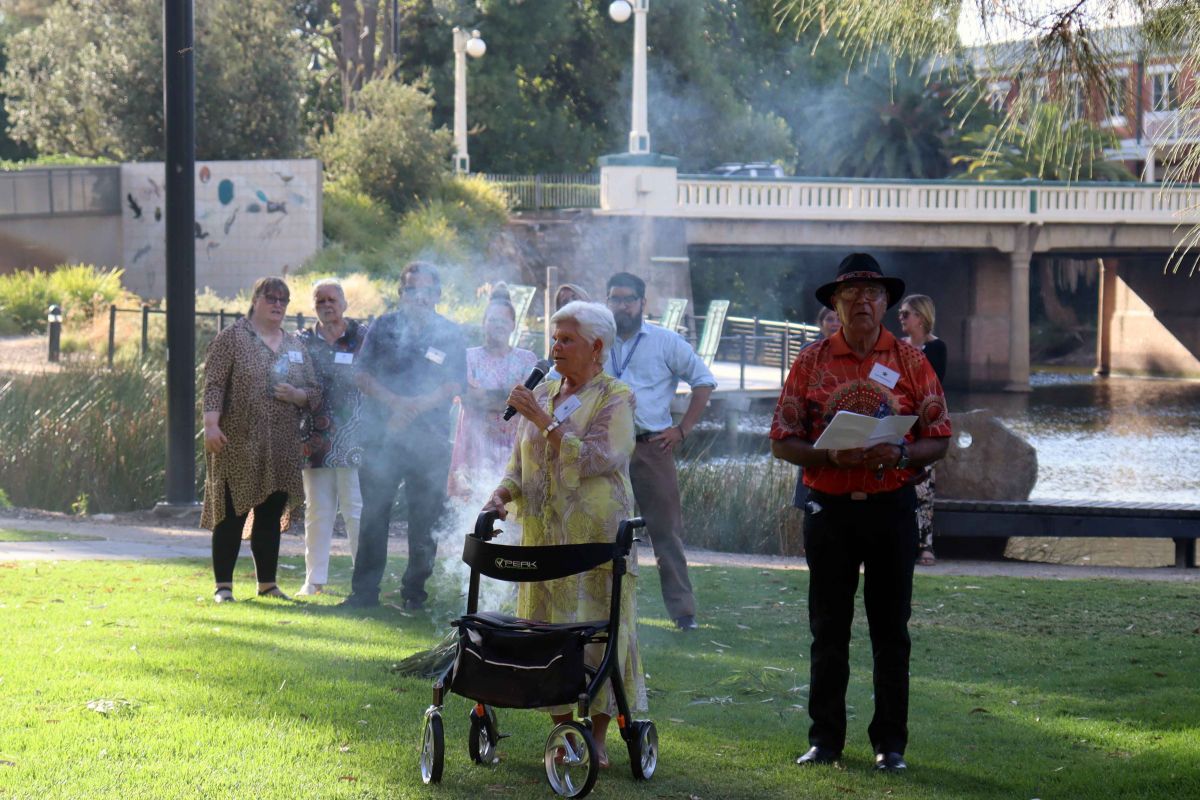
[482,300,646,769]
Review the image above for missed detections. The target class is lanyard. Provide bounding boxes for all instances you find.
[610,332,644,379]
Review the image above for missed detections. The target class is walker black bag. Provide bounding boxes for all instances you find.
[448,614,601,709]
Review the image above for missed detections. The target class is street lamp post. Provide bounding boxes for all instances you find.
[452,27,486,174]
[158,0,199,514]
[609,0,649,154]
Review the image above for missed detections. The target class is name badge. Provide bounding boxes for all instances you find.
[553,394,582,423]
[287,350,304,364]
[425,347,446,365]
[334,351,354,365]
[868,362,900,389]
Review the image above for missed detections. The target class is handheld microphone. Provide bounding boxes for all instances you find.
[503,359,553,420]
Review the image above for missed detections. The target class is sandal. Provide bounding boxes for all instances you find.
[213,587,235,604]
[257,586,291,600]
[917,548,936,567]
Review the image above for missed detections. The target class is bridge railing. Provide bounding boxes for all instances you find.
[483,173,600,210]
[674,175,1200,225]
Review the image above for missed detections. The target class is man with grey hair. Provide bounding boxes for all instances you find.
[605,271,716,631]
[297,278,368,595]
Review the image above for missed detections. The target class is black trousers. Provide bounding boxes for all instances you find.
[352,431,450,604]
[211,486,288,585]
[802,486,918,756]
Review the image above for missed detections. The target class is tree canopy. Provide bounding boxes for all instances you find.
[1,0,306,161]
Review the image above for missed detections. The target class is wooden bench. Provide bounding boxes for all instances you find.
[933,499,1200,569]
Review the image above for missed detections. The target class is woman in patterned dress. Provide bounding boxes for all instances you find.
[481,300,645,769]
[202,277,321,603]
[898,294,947,567]
[447,284,538,498]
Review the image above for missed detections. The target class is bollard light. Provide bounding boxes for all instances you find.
[47,304,63,363]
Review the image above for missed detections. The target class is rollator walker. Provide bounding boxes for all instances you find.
[419,512,658,798]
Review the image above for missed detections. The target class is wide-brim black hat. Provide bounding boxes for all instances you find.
[815,253,906,310]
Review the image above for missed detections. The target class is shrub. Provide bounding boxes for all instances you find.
[0,268,55,333]
[316,78,453,214]
[322,182,396,252]
[48,264,124,318]
[0,264,124,334]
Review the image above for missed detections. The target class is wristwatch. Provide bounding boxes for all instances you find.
[895,442,911,470]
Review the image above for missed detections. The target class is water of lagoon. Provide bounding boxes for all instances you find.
[950,372,1200,505]
[731,372,1200,506]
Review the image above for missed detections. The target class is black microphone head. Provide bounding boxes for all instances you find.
[533,359,553,377]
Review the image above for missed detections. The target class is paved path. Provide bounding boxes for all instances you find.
[2,512,1197,583]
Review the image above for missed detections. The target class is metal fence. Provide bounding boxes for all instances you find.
[482,173,600,210]
[0,166,121,219]
[94,305,374,367]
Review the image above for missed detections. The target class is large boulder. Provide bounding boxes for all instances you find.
[937,409,1037,501]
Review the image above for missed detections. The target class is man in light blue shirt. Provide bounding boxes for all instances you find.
[605,272,716,631]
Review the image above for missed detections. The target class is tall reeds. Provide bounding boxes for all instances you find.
[0,362,202,513]
[677,448,799,556]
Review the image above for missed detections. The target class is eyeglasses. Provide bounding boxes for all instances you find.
[403,285,439,299]
[261,294,289,306]
[606,294,642,307]
[835,285,885,301]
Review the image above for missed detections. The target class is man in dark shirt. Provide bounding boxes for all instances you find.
[343,261,466,609]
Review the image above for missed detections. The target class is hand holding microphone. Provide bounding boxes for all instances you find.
[503,359,553,421]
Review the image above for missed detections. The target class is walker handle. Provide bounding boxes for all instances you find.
[474,510,503,541]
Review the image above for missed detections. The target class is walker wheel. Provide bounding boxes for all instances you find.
[419,710,444,784]
[627,720,658,780]
[544,721,599,798]
[468,705,499,765]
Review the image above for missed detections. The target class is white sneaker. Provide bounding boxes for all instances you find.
[295,583,322,596]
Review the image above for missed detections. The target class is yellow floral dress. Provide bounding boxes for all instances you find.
[500,372,648,715]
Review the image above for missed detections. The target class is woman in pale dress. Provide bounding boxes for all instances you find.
[482,300,645,769]
[447,284,538,498]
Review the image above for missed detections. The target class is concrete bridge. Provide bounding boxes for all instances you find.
[507,161,1200,391]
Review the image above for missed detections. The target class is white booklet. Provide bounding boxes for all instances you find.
[812,410,917,450]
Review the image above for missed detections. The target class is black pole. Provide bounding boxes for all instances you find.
[162,0,197,508]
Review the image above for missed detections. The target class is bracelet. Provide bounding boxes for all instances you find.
[541,419,562,438]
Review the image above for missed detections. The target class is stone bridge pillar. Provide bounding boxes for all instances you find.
[1004,225,1038,393]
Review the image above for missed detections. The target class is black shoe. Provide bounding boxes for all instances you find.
[340,593,379,609]
[673,615,699,631]
[874,752,907,772]
[795,746,840,766]
[402,598,425,611]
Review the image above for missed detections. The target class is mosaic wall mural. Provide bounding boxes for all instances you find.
[121,159,322,299]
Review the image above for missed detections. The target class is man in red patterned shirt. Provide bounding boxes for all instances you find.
[771,253,951,773]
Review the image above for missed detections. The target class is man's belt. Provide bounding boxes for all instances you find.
[634,431,660,443]
[809,488,907,504]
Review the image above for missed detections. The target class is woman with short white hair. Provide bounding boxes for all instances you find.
[482,300,645,769]
[296,277,369,595]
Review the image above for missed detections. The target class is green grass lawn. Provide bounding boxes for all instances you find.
[1,554,1198,799]
[0,529,105,542]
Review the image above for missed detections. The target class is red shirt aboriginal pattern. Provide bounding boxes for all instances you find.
[770,328,952,496]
